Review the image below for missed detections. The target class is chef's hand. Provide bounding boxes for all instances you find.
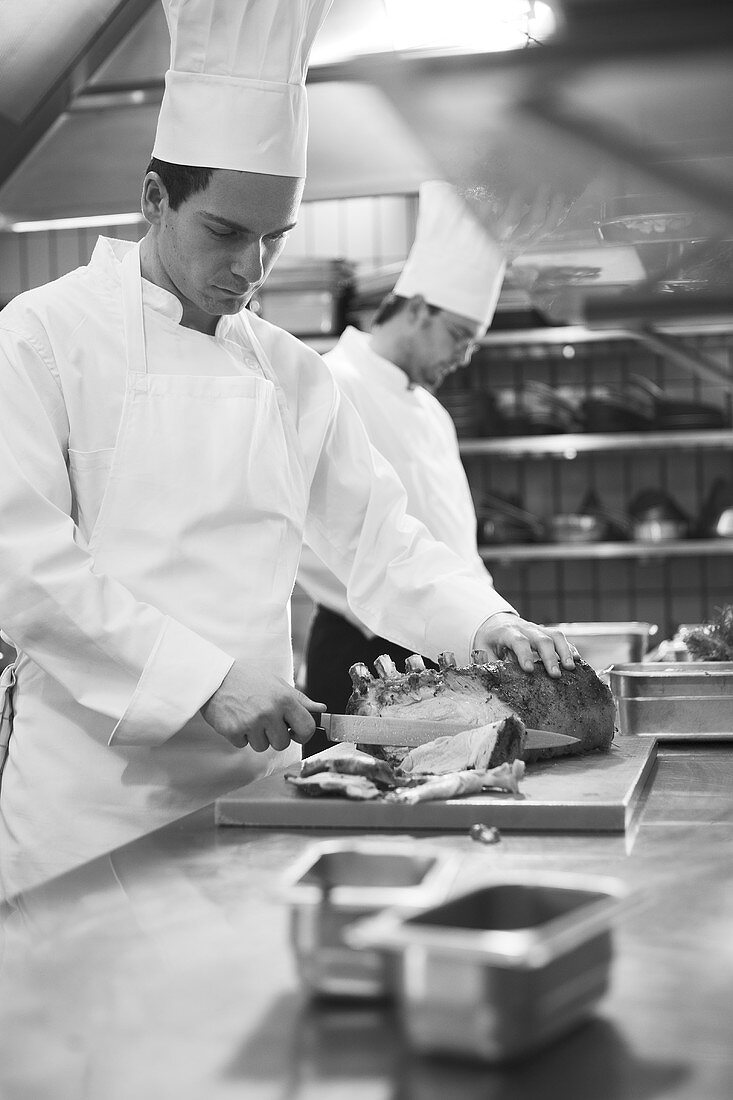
[201,662,326,752]
[474,613,576,678]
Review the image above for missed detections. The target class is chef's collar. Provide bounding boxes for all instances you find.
[93,237,182,322]
[339,326,419,397]
[93,237,239,338]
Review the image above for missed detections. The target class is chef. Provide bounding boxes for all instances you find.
[0,0,573,899]
[297,180,511,738]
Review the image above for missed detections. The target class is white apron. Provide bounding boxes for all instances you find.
[0,246,306,894]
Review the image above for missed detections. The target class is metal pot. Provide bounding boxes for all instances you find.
[476,492,544,545]
[627,489,689,539]
[547,514,607,543]
[632,518,688,542]
[696,478,733,537]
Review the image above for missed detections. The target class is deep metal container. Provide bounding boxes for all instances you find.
[545,621,656,671]
[346,872,628,1063]
[610,662,733,737]
[282,841,460,999]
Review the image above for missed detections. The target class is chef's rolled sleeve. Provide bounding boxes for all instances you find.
[109,618,233,747]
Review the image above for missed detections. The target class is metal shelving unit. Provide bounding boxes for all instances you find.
[479,538,733,562]
[460,429,733,459]
[457,327,733,636]
[478,324,733,348]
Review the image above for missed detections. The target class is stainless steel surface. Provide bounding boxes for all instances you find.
[546,621,656,670]
[282,840,459,998]
[632,327,733,395]
[314,7,733,326]
[0,0,435,221]
[632,519,688,543]
[480,538,733,561]
[546,513,606,544]
[478,323,733,347]
[611,662,733,736]
[523,730,582,751]
[320,713,466,745]
[713,507,733,536]
[2,0,733,331]
[460,428,733,458]
[347,872,629,1062]
[611,662,733,696]
[321,714,579,750]
[2,744,733,1098]
[0,0,158,206]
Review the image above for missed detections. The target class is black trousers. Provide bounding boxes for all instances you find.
[302,605,435,757]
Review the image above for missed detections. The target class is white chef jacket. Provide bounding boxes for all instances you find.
[0,237,515,897]
[297,326,493,631]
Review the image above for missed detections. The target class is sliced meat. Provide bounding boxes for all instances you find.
[387,760,525,804]
[299,754,399,789]
[398,716,525,775]
[285,773,382,800]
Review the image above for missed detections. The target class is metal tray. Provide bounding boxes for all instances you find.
[346,871,629,1063]
[610,662,733,737]
[545,621,656,670]
[281,840,460,1000]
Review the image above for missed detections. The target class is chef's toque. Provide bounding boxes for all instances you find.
[394,180,506,329]
[152,0,334,176]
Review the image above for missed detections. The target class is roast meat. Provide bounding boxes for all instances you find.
[346,650,615,764]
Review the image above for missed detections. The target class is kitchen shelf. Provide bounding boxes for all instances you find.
[479,539,733,562]
[477,324,733,347]
[460,429,733,458]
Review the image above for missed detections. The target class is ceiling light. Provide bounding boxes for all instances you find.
[5,212,145,233]
[383,0,557,53]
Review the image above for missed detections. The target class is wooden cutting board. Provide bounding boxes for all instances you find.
[215,738,657,833]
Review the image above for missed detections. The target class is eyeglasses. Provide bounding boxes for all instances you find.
[433,311,480,360]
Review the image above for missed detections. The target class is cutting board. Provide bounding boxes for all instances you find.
[215,738,657,833]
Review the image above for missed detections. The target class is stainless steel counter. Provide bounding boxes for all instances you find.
[1,743,732,1100]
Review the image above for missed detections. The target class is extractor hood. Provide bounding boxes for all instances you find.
[0,0,435,223]
[1,0,733,331]
[309,0,733,327]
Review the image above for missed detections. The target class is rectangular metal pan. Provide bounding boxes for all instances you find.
[610,662,733,737]
[281,840,460,999]
[346,871,629,1062]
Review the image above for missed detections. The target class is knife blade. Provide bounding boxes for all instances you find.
[317,713,579,750]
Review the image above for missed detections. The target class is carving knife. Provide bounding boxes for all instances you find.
[317,713,580,749]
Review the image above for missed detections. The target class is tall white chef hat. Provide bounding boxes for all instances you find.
[152,0,334,177]
[393,180,506,330]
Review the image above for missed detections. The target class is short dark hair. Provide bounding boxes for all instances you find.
[145,158,214,210]
[372,293,439,327]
